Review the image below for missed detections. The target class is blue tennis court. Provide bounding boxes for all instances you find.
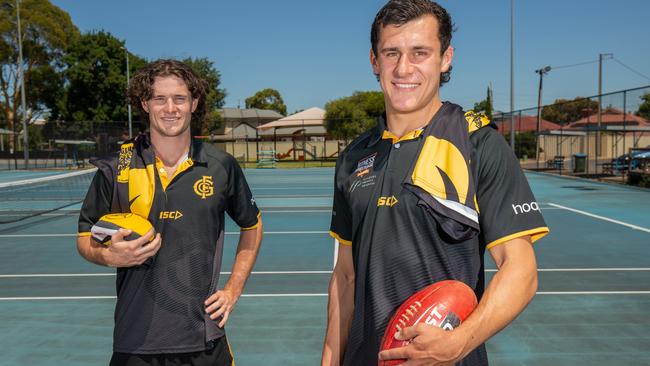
[0,168,648,365]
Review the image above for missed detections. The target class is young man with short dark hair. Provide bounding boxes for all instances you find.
[322,1,548,365]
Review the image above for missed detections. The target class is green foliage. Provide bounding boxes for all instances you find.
[0,0,79,147]
[55,31,146,124]
[636,93,650,121]
[325,91,384,140]
[245,88,287,116]
[541,97,598,125]
[627,171,650,188]
[472,86,493,120]
[182,57,227,134]
[504,131,538,159]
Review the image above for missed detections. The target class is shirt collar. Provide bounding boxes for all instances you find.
[137,133,206,164]
[367,113,426,146]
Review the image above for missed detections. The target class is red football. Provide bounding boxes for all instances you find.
[379,280,478,366]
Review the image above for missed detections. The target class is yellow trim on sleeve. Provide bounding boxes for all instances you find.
[78,232,92,237]
[329,230,352,246]
[240,212,262,231]
[485,226,549,250]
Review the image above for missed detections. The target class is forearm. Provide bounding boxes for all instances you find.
[77,235,110,266]
[77,229,160,268]
[322,264,355,365]
[454,238,537,359]
[223,221,263,297]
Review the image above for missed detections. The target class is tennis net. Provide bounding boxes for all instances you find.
[0,169,96,224]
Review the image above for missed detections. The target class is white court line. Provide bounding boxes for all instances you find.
[0,271,334,278]
[240,293,328,297]
[2,291,650,301]
[0,296,116,301]
[0,168,97,189]
[0,294,327,301]
[4,268,650,278]
[537,291,650,295]
[253,187,331,190]
[255,195,331,198]
[0,209,332,217]
[0,273,116,278]
[486,268,650,272]
[0,231,330,238]
[0,234,78,237]
[548,203,650,233]
[262,210,330,213]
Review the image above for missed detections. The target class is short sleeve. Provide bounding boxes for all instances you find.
[78,170,113,235]
[225,158,260,230]
[473,129,549,249]
[329,157,353,246]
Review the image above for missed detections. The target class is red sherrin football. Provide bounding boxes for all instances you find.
[379,280,478,366]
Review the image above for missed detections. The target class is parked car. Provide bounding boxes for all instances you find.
[610,150,650,171]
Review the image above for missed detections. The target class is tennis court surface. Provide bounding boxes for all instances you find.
[0,168,649,365]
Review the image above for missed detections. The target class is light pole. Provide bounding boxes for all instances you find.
[535,66,551,170]
[16,0,29,166]
[597,53,613,158]
[510,0,515,151]
[124,46,133,139]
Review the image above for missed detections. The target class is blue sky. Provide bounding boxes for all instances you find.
[52,0,650,114]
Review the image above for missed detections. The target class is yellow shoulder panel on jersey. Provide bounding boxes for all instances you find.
[464,110,491,133]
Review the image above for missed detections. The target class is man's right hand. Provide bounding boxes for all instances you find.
[101,228,161,267]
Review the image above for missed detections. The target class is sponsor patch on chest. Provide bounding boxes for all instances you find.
[354,153,377,177]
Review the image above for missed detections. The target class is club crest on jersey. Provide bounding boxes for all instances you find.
[117,142,133,183]
[464,110,490,132]
[193,176,214,199]
[355,153,377,177]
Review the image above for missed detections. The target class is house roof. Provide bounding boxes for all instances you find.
[219,108,284,121]
[257,107,325,131]
[568,108,650,128]
[494,115,561,133]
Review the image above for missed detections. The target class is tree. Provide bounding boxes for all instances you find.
[541,97,598,125]
[182,57,226,134]
[0,0,79,150]
[55,31,146,126]
[637,92,650,121]
[325,91,384,140]
[515,131,538,159]
[245,88,287,116]
[472,86,493,120]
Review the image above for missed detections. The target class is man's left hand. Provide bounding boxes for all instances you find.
[378,324,465,366]
[204,288,239,328]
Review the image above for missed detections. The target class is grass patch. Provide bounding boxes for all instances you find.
[239,160,336,169]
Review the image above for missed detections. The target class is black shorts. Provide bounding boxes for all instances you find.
[109,336,233,366]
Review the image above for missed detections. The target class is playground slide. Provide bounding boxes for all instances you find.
[276,148,316,160]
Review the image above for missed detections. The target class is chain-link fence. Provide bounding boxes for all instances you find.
[2,85,649,174]
[494,85,650,177]
[0,118,348,170]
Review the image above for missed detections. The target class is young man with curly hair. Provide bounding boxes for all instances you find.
[77,59,262,366]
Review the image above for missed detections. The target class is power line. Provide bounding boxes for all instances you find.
[551,59,599,70]
[612,57,650,81]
